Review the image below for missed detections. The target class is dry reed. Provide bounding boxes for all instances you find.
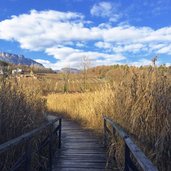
[0,77,46,170]
[47,67,171,171]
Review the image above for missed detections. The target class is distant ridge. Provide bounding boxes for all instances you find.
[0,52,44,68]
[55,67,80,73]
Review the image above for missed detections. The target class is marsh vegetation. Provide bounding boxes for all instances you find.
[0,65,171,170]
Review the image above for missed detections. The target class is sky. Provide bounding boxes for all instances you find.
[0,0,171,69]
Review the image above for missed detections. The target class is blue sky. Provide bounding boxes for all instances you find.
[0,0,171,69]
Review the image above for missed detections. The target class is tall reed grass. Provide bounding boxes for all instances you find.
[0,77,46,170]
[47,67,171,170]
[0,77,46,143]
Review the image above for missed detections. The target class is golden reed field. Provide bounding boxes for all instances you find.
[0,65,171,170]
[47,66,171,170]
[0,77,47,170]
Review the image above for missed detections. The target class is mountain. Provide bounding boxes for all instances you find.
[59,68,80,73]
[0,52,44,68]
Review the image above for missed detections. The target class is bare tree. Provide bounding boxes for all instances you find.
[152,56,158,67]
[62,67,70,93]
[81,56,91,91]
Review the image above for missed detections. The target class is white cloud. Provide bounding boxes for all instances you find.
[129,58,152,67]
[90,2,121,22]
[165,63,171,67]
[148,43,167,50]
[157,45,171,55]
[0,10,95,51]
[0,9,171,69]
[45,46,125,61]
[76,42,85,47]
[1,10,171,46]
[112,43,145,53]
[147,43,171,55]
[95,41,112,49]
[36,46,126,70]
[102,26,153,42]
[35,59,52,65]
[91,2,112,17]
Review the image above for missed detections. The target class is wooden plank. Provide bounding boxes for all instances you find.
[54,165,106,169]
[54,161,106,166]
[53,168,112,171]
[0,117,60,154]
[55,156,106,160]
[62,145,103,149]
[51,117,108,171]
[103,116,158,171]
[55,154,106,158]
[62,141,103,145]
[103,116,128,139]
[125,137,158,171]
[54,158,106,162]
[62,139,101,143]
[60,148,105,152]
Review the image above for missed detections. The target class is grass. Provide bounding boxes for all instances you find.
[47,66,171,170]
[0,77,47,170]
[0,65,171,170]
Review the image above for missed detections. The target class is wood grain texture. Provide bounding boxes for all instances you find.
[52,119,111,171]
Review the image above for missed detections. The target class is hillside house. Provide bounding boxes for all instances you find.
[0,69,3,75]
[12,68,23,75]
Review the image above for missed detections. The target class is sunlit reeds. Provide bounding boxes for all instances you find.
[47,67,171,170]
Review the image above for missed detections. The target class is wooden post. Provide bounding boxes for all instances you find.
[58,118,62,149]
[112,127,116,137]
[103,118,107,147]
[25,139,32,171]
[48,126,53,171]
[124,143,130,171]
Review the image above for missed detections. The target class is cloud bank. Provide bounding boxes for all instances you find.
[0,9,171,69]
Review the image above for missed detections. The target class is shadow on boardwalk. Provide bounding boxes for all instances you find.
[47,115,111,171]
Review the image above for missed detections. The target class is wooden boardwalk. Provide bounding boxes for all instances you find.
[0,115,158,171]
[52,118,109,171]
